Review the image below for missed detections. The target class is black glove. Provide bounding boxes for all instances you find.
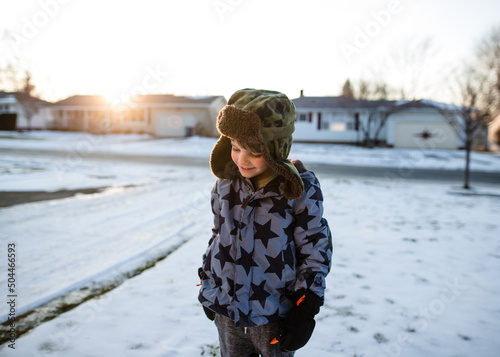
[277,291,323,352]
[198,268,216,321]
[203,306,215,321]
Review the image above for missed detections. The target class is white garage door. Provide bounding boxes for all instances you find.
[394,121,459,149]
[153,109,198,137]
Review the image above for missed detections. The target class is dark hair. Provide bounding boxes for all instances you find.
[229,137,264,155]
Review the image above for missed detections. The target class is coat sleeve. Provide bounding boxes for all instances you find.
[292,174,333,299]
[209,180,221,245]
[202,180,221,267]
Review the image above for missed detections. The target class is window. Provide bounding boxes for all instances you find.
[121,108,145,122]
[66,110,84,120]
[324,112,348,131]
[88,110,106,121]
[0,104,13,113]
[346,112,359,131]
[297,113,308,122]
[330,122,346,131]
[114,108,146,123]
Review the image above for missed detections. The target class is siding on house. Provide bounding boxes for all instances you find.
[292,95,464,149]
[0,91,53,130]
[50,94,226,137]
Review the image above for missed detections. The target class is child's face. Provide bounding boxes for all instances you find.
[230,139,270,179]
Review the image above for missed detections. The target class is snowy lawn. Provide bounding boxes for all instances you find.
[0,132,499,356]
[1,130,500,173]
[0,170,499,355]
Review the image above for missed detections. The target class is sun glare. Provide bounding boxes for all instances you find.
[104,91,133,110]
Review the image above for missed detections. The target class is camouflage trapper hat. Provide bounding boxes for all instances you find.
[210,88,304,199]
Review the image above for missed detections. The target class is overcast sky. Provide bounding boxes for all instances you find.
[1,0,499,103]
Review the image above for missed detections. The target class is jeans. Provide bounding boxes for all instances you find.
[214,314,295,357]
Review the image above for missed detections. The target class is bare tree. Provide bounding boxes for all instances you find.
[358,100,422,148]
[17,72,40,130]
[372,81,389,100]
[0,63,22,90]
[431,25,500,189]
[358,36,443,101]
[357,104,387,148]
[433,65,492,189]
[357,80,370,100]
[352,78,390,101]
[476,25,500,117]
[0,62,41,130]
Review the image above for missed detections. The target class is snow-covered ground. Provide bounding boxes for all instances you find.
[1,131,500,177]
[0,131,499,356]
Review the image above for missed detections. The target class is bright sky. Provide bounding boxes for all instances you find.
[1,0,499,103]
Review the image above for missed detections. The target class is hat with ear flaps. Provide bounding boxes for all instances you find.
[210,88,304,199]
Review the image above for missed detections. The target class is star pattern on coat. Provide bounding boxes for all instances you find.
[265,307,281,323]
[237,308,253,326]
[264,252,285,280]
[247,199,262,208]
[276,287,288,304]
[309,186,324,208]
[250,280,271,309]
[295,246,312,264]
[283,244,295,270]
[218,214,226,232]
[230,218,246,237]
[226,277,244,299]
[237,246,259,276]
[211,270,223,291]
[199,172,333,328]
[221,183,242,210]
[204,248,213,272]
[214,242,235,270]
[254,219,279,248]
[305,232,327,247]
[263,184,281,195]
[268,196,292,218]
[283,222,294,245]
[302,268,319,289]
[319,249,331,266]
[212,296,230,312]
[295,207,316,231]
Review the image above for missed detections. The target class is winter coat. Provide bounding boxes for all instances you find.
[198,170,332,327]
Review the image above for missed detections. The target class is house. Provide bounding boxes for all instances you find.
[488,114,500,151]
[0,91,53,130]
[50,94,227,137]
[292,94,464,150]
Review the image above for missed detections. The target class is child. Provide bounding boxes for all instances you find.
[198,89,332,356]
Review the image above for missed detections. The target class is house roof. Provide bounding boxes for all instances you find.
[292,95,389,109]
[53,95,108,107]
[0,91,51,105]
[132,94,221,105]
[292,95,459,111]
[52,94,223,107]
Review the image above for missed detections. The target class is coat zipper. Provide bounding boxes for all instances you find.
[241,180,254,209]
[241,194,252,209]
[240,183,253,331]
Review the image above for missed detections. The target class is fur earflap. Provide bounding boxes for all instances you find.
[209,89,305,199]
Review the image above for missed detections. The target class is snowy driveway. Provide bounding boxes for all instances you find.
[0,133,499,356]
